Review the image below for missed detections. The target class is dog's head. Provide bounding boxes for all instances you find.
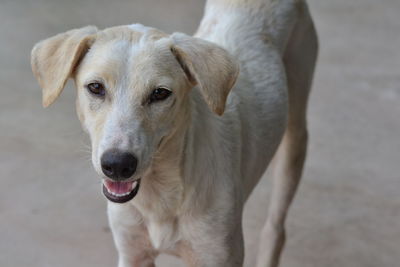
[31,24,238,203]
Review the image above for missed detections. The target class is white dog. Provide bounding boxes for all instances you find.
[31,0,317,266]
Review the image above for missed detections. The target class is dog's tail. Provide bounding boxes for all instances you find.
[195,0,302,54]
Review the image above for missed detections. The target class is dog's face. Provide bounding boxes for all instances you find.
[75,26,191,203]
[31,24,238,203]
[75,26,191,197]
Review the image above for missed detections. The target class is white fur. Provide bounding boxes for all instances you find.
[31,0,318,266]
[109,1,317,266]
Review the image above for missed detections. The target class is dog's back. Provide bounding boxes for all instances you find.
[196,0,300,52]
[194,0,313,197]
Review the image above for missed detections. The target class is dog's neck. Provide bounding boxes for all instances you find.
[133,88,224,214]
[129,94,192,250]
[129,88,234,250]
[133,95,191,220]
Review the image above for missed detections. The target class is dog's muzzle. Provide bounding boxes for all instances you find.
[100,149,140,203]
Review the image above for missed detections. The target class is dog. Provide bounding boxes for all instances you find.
[31,0,317,266]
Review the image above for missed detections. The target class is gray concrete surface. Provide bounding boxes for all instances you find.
[1,0,399,266]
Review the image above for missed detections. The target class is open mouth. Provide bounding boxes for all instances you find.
[102,179,141,203]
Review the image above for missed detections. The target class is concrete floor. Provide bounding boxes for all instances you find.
[1,0,399,266]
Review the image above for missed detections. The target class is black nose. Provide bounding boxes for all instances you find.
[101,149,138,180]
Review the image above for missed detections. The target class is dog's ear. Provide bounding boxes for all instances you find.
[170,33,239,115]
[31,26,97,107]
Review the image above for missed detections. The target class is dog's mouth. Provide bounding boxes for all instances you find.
[102,179,141,204]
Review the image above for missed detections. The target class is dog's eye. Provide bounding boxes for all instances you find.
[149,87,172,103]
[87,82,105,96]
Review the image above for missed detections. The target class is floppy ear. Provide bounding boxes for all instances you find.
[31,26,97,107]
[170,33,239,115]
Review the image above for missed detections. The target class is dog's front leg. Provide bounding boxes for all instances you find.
[108,203,156,267]
[117,253,155,267]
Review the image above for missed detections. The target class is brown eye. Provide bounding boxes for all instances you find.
[87,82,105,96]
[149,87,172,103]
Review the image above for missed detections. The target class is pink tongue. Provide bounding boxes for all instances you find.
[104,180,134,194]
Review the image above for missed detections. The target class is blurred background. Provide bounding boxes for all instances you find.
[1,0,399,266]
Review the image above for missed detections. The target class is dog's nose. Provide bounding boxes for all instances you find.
[101,149,138,180]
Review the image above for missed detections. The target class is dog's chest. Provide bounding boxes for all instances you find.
[143,219,196,262]
[144,218,179,251]
[133,194,182,251]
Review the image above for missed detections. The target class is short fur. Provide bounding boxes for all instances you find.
[31,0,318,266]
